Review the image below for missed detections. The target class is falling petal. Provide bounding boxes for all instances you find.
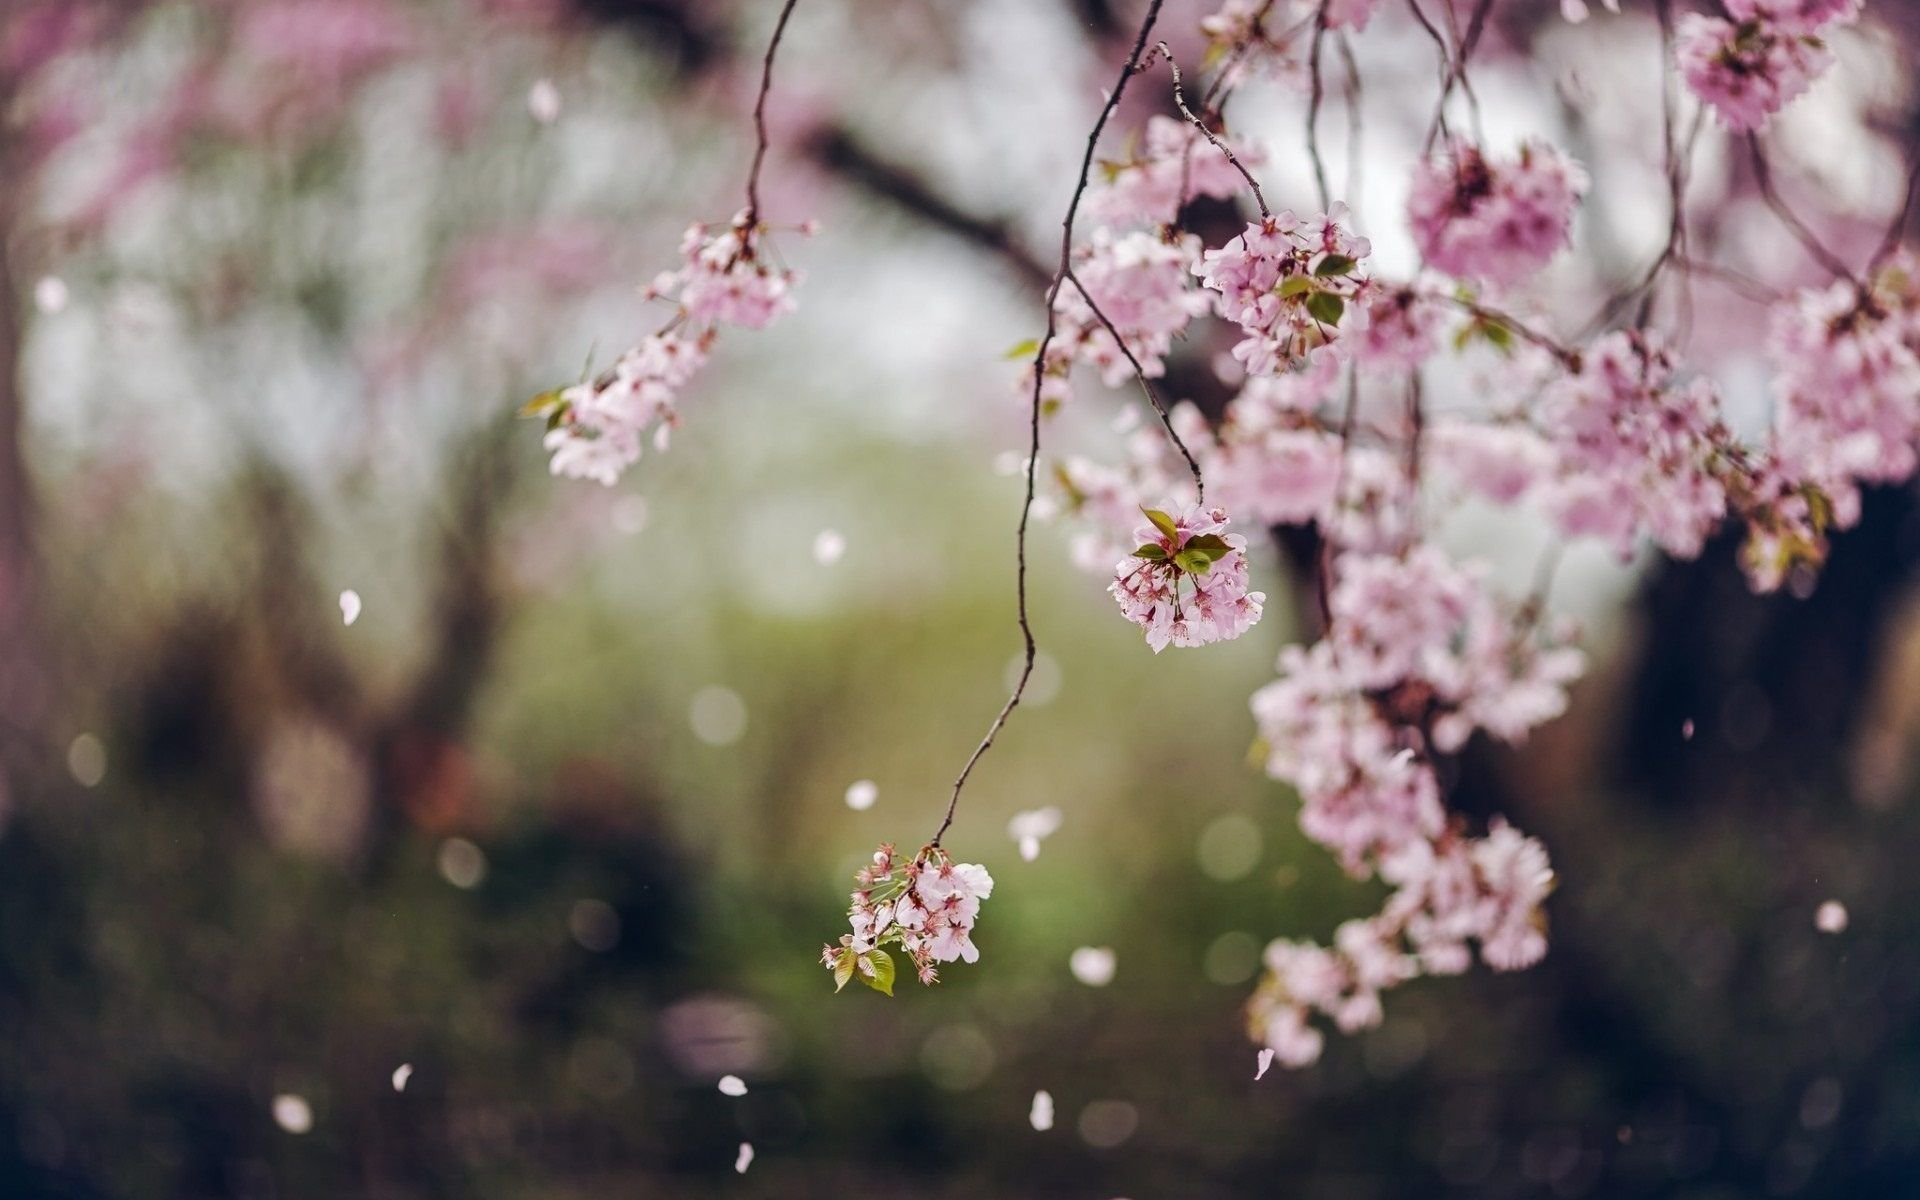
[1816,900,1849,934]
[528,78,561,123]
[272,1094,313,1134]
[1069,946,1116,987]
[391,1064,412,1092]
[718,1074,748,1097]
[33,276,68,314]
[1029,1089,1054,1131]
[844,779,878,811]
[1681,718,1695,740]
[734,1142,754,1174]
[813,529,846,564]
[339,590,362,626]
[1255,1048,1275,1080]
[1008,807,1063,862]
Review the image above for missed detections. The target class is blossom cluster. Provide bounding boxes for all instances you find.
[1251,819,1553,1066]
[1766,257,1920,524]
[823,843,995,994]
[1241,547,1575,1063]
[807,0,1901,1071]
[533,213,808,485]
[1039,229,1210,402]
[1109,505,1265,652]
[1536,332,1733,560]
[1407,139,1587,291]
[1675,0,1861,131]
[1194,206,1374,374]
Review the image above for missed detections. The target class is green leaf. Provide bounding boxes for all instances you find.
[1183,533,1232,560]
[1305,292,1345,327]
[833,954,855,993]
[1277,275,1315,298]
[1003,337,1041,361]
[1481,320,1514,353]
[859,949,897,997]
[1142,508,1179,540]
[518,387,567,419]
[1804,485,1833,533]
[1132,544,1169,561]
[1053,463,1086,508]
[1314,254,1356,277]
[1246,735,1272,769]
[1174,549,1213,575]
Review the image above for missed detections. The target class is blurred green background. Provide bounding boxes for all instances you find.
[6,1,1920,1197]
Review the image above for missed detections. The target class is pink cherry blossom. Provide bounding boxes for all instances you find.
[1535,330,1731,560]
[1407,139,1587,291]
[1050,229,1210,388]
[1109,505,1265,652]
[655,214,803,331]
[1726,0,1861,34]
[825,845,995,990]
[1193,207,1373,374]
[542,331,712,485]
[1675,12,1831,133]
[1086,115,1269,227]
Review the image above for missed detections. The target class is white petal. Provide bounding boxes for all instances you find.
[1029,1089,1054,1131]
[813,529,846,564]
[527,79,562,123]
[734,1142,754,1174]
[1255,1048,1275,1080]
[844,779,878,811]
[718,1074,748,1097]
[391,1064,412,1092]
[1815,900,1849,934]
[339,590,362,626]
[1069,946,1116,987]
[272,1094,313,1134]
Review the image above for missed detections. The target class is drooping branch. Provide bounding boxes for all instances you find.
[743,0,803,228]
[931,0,1169,848]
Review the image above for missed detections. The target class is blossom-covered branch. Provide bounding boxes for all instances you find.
[524,0,812,485]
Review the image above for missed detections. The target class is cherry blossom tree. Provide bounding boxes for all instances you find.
[520,0,1920,1070]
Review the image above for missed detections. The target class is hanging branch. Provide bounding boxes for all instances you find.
[1746,133,1860,286]
[1305,3,1332,209]
[742,0,803,229]
[930,0,1169,847]
[1158,41,1270,218]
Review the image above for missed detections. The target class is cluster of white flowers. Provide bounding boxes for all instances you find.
[824,843,995,993]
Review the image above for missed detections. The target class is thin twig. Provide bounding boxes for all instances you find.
[1405,0,1453,148]
[1448,296,1580,365]
[932,0,1168,848]
[1305,4,1332,209]
[1746,133,1859,286]
[1869,147,1920,273]
[1339,33,1364,202]
[1064,268,1206,497]
[1634,0,1683,330]
[1674,254,1783,304]
[1159,41,1270,218]
[742,0,803,228]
